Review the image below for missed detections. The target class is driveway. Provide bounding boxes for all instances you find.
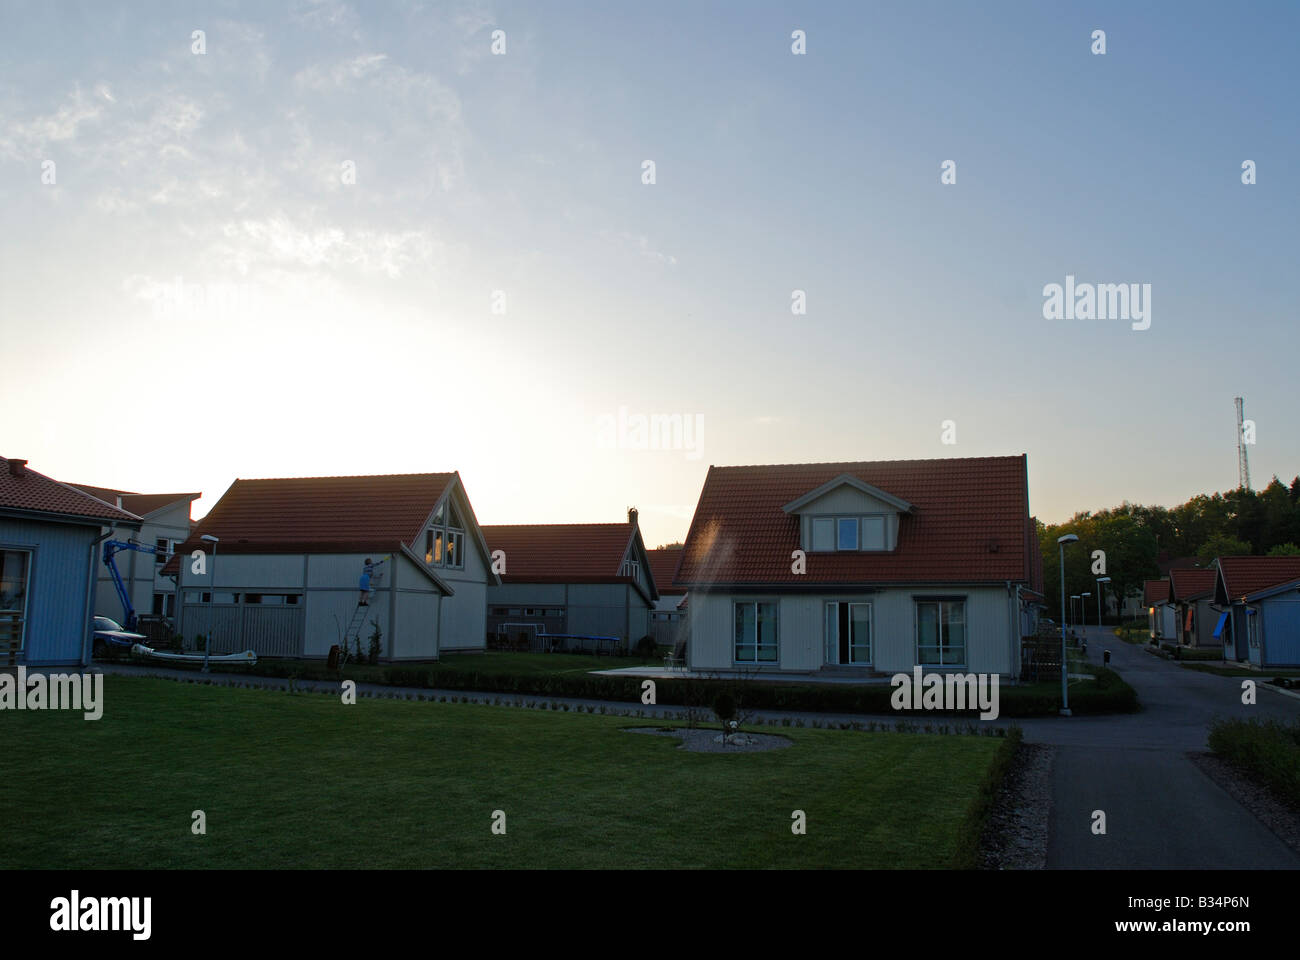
[1028,629,1300,868]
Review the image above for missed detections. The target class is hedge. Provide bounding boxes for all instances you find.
[194,659,1138,717]
[1208,716,1300,809]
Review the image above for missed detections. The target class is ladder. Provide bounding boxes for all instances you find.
[339,558,388,664]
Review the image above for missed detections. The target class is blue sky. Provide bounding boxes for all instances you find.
[2,0,1296,547]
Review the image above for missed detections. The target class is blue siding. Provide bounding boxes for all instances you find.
[0,517,97,666]
[1261,597,1300,667]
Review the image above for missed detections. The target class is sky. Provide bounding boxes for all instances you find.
[2,0,1297,549]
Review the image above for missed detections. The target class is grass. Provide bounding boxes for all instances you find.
[0,676,1007,869]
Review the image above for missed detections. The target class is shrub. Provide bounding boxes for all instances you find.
[1208,717,1300,809]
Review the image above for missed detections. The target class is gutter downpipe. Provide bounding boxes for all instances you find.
[83,525,115,666]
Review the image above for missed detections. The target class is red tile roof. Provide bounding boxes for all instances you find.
[481,523,640,584]
[68,484,200,520]
[1168,567,1216,601]
[1216,556,1300,601]
[163,472,456,571]
[1143,579,1169,606]
[677,455,1032,586]
[0,458,141,526]
[647,546,686,594]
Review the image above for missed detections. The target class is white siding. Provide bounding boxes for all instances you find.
[689,586,1017,676]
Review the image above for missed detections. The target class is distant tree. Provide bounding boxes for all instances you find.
[1196,533,1251,566]
[1267,543,1300,557]
[654,541,684,550]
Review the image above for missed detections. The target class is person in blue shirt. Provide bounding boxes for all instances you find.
[358,557,384,606]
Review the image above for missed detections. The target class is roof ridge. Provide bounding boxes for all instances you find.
[709,454,1027,471]
[232,470,458,483]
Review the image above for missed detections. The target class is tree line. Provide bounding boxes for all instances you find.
[1038,476,1300,621]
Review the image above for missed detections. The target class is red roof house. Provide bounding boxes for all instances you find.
[481,511,657,649]
[677,455,1036,676]
[164,471,497,661]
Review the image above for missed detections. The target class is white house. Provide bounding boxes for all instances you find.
[165,471,497,660]
[68,483,199,627]
[675,455,1041,678]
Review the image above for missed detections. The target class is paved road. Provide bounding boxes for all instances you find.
[1034,629,1300,869]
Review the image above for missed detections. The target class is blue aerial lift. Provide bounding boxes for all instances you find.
[102,538,166,632]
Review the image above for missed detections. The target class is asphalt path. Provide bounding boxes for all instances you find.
[1035,629,1300,869]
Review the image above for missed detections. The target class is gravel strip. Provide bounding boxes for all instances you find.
[625,726,793,753]
[1189,751,1300,855]
[979,742,1054,869]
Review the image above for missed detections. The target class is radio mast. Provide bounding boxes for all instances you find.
[1235,396,1251,491]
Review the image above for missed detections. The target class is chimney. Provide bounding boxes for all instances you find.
[627,506,638,527]
[7,459,27,478]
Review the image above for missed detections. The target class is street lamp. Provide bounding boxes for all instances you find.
[1080,592,1091,641]
[1070,595,1080,635]
[1057,534,1079,717]
[1096,576,1111,631]
[200,534,219,673]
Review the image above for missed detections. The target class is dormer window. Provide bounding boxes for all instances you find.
[809,515,888,552]
[837,518,858,550]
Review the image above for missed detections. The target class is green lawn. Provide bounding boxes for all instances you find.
[1,677,1007,869]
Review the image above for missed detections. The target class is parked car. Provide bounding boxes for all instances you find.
[92,616,146,657]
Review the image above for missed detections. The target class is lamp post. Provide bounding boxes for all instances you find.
[1058,534,1079,717]
[200,534,219,673]
[1096,576,1111,631]
[1070,595,1080,637]
[1080,592,1091,642]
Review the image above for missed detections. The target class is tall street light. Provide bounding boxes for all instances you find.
[1080,592,1091,642]
[1057,534,1078,717]
[200,534,219,673]
[1096,576,1111,631]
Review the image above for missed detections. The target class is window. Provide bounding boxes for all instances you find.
[491,607,510,616]
[825,601,872,664]
[916,599,966,666]
[184,591,212,604]
[424,503,465,570]
[0,548,31,652]
[861,516,886,550]
[154,538,171,562]
[810,515,888,551]
[1247,609,1260,649]
[734,601,779,663]
[545,608,564,617]
[622,560,640,582]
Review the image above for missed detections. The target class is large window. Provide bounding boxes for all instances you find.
[0,548,31,652]
[812,518,835,551]
[734,601,779,663]
[916,599,966,666]
[825,601,872,664]
[1247,610,1260,649]
[425,500,465,570]
[837,518,858,550]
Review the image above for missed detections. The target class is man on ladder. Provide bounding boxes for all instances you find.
[358,557,387,606]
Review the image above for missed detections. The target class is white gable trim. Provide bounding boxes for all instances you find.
[781,474,915,515]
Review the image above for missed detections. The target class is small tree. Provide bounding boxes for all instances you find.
[368,620,383,665]
[713,690,737,737]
